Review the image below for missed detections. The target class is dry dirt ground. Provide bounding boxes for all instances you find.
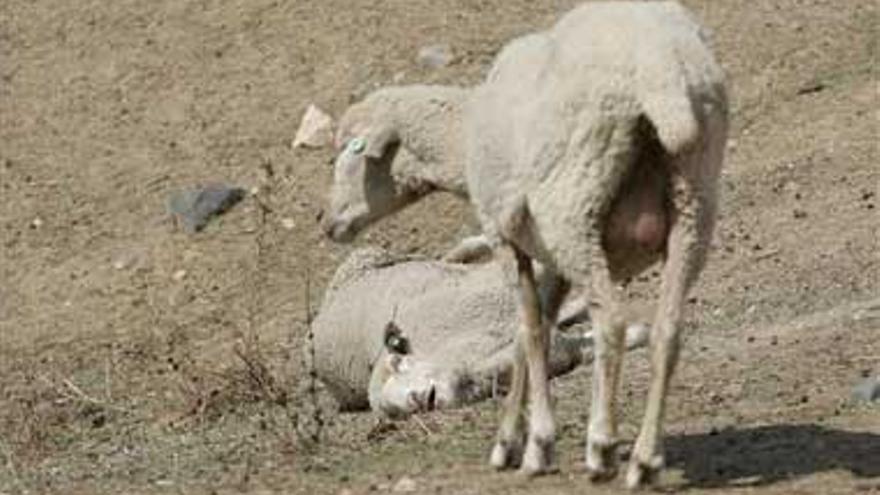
[1,0,878,494]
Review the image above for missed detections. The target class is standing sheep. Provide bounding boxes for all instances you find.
[322,1,728,489]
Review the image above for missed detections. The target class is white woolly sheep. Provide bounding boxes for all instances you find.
[322,1,728,488]
[312,247,650,418]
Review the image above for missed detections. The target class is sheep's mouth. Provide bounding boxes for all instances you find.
[409,385,438,413]
[328,222,357,243]
[322,215,361,243]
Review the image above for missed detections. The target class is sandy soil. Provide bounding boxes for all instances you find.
[1,0,877,493]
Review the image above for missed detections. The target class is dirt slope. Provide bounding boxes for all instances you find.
[1,0,877,493]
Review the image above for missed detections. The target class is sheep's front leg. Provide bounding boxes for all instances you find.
[585,250,628,483]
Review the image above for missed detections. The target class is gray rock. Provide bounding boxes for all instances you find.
[852,376,880,402]
[416,44,453,69]
[167,184,246,233]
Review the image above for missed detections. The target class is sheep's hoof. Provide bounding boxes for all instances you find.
[624,455,664,490]
[489,439,523,470]
[585,437,619,483]
[519,437,557,477]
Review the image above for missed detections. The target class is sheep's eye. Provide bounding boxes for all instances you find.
[347,137,366,154]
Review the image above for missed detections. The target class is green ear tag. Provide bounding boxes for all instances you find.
[348,137,366,154]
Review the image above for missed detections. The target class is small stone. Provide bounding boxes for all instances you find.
[417,44,453,69]
[167,184,246,233]
[31,217,43,228]
[796,81,826,95]
[292,104,334,149]
[281,218,296,230]
[852,376,880,402]
[392,476,417,493]
[172,269,187,281]
[112,252,138,270]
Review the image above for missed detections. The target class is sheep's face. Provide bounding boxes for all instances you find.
[369,354,478,419]
[322,109,412,243]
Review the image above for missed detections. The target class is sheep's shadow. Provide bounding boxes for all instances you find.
[664,424,880,489]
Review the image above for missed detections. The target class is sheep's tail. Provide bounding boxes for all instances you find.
[638,78,701,156]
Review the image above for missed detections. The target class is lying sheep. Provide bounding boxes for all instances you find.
[313,247,649,418]
[322,2,728,488]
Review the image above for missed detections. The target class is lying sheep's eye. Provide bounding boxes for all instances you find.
[347,137,366,154]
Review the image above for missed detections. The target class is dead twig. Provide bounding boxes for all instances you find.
[753,248,781,261]
[38,374,130,414]
[411,415,433,437]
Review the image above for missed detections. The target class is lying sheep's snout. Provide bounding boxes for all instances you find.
[407,385,438,412]
[427,385,437,410]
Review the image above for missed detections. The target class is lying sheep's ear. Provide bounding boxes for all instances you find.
[365,125,399,159]
[385,354,404,373]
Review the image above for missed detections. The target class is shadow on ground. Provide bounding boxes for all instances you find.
[665,424,880,489]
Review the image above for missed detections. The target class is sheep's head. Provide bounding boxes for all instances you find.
[368,353,478,419]
[321,98,418,243]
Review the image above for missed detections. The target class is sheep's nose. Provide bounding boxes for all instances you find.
[317,210,336,238]
[426,385,437,411]
[408,386,437,412]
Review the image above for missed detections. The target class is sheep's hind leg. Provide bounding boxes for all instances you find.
[489,247,531,470]
[515,248,558,476]
[626,163,716,490]
[490,248,562,473]
[489,334,527,470]
[585,246,628,483]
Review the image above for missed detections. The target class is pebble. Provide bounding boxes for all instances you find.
[392,476,417,493]
[417,44,453,68]
[292,104,334,149]
[852,376,880,402]
[172,269,187,281]
[112,252,139,270]
[167,184,246,233]
[281,218,296,230]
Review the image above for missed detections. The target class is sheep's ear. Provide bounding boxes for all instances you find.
[364,125,399,159]
[384,354,404,373]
